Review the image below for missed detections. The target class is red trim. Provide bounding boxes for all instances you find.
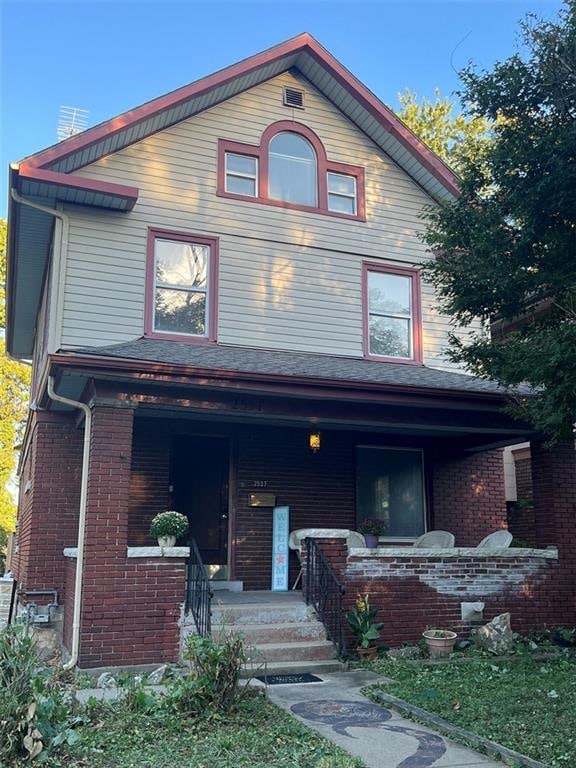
[362,262,423,365]
[217,121,366,221]
[144,228,219,343]
[20,34,458,198]
[18,164,139,208]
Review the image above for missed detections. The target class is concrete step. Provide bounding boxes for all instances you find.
[248,640,337,663]
[241,658,345,678]
[211,600,316,626]
[212,621,327,644]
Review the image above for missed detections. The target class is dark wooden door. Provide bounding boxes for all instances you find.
[172,435,229,577]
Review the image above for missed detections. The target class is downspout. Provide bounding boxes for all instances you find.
[47,377,91,670]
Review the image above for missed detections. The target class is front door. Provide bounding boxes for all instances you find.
[172,435,230,579]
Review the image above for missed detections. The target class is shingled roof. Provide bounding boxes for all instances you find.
[69,339,514,397]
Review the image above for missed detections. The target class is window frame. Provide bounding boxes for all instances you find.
[217,121,365,221]
[362,262,423,365]
[356,444,427,542]
[145,228,219,344]
[327,171,357,215]
[224,151,258,197]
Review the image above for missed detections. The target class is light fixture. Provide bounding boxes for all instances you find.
[309,431,321,453]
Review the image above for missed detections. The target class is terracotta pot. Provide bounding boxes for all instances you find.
[158,535,176,548]
[422,630,457,658]
[363,534,379,549]
[356,646,378,660]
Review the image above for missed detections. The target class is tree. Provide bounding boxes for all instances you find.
[0,219,31,562]
[395,88,490,176]
[422,2,576,442]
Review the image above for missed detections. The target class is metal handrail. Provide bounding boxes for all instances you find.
[185,539,213,636]
[303,537,346,657]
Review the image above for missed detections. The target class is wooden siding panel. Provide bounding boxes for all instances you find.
[61,71,477,370]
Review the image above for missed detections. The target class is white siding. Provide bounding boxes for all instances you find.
[61,71,474,369]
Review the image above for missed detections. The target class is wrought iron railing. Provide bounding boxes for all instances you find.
[185,539,212,636]
[303,537,346,657]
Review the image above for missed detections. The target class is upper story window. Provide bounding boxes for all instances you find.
[146,229,218,343]
[363,263,422,364]
[217,120,365,221]
[268,132,317,206]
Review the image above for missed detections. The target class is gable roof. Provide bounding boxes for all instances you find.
[18,33,459,199]
[7,33,460,360]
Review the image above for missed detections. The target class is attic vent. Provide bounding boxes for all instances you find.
[283,87,305,109]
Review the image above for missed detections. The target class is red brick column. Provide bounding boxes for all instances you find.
[74,406,187,668]
[531,439,576,625]
[12,412,83,599]
[432,449,507,545]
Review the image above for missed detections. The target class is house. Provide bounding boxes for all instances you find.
[7,34,575,669]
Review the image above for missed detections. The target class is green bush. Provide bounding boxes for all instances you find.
[149,510,189,540]
[164,633,247,718]
[0,625,83,764]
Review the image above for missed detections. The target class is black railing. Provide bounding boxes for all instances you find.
[185,539,212,636]
[303,537,346,657]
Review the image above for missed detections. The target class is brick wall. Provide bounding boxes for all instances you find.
[531,440,576,626]
[12,412,83,602]
[315,538,560,649]
[431,450,507,546]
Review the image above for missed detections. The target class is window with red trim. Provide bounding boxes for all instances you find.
[363,263,422,364]
[217,121,365,221]
[145,229,218,343]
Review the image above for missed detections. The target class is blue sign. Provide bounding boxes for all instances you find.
[271,506,289,591]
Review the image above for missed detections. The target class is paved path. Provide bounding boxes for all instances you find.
[264,670,503,768]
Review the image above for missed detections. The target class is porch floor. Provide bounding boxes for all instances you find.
[213,589,303,606]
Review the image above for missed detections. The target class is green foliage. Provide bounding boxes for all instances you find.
[396,88,491,175]
[0,625,83,764]
[346,593,384,649]
[149,510,189,540]
[366,654,576,766]
[164,633,247,718]
[421,2,576,441]
[358,517,387,536]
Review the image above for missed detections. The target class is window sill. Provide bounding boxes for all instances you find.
[216,189,366,222]
[363,353,424,366]
[143,332,216,344]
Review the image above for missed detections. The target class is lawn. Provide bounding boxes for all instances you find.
[365,654,576,767]
[43,691,364,768]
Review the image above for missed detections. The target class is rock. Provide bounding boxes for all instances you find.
[472,612,514,655]
[387,646,421,660]
[147,665,168,685]
[97,672,117,689]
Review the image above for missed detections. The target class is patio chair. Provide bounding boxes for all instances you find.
[413,530,455,548]
[476,530,513,550]
[288,528,362,589]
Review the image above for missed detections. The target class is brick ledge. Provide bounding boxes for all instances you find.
[63,547,190,559]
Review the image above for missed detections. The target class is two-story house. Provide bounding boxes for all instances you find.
[7,35,574,669]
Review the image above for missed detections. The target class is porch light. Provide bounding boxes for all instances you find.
[309,431,321,453]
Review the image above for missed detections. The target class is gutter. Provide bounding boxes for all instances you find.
[46,376,91,670]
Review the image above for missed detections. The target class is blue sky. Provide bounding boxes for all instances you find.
[0,0,563,216]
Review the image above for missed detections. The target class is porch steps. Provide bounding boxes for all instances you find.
[210,590,344,676]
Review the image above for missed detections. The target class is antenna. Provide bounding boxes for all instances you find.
[57,106,89,142]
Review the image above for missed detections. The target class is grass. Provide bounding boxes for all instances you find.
[364,653,576,767]
[43,691,363,768]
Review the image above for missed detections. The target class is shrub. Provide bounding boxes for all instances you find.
[149,510,189,540]
[164,633,247,718]
[346,593,383,649]
[358,518,387,536]
[0,625,82,764]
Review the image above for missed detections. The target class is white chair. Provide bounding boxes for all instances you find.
[477,530,513,550]
[289,528,362,589]
[413,530,455,548]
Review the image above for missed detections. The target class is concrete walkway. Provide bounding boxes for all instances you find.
[264,670,503,768]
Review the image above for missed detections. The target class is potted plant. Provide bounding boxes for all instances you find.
[358,518,386,548]
[346,593,384,659]
[150,511,189,548]
[422,628,457,658]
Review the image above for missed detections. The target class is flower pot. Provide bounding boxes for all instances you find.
[364,534,379,549]
[158,535,176,548]
[356,646,378,660]
[422,630,457,658]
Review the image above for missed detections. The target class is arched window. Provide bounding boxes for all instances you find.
[268,132,317,206]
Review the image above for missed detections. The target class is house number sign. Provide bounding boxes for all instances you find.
[271,506,289,592]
